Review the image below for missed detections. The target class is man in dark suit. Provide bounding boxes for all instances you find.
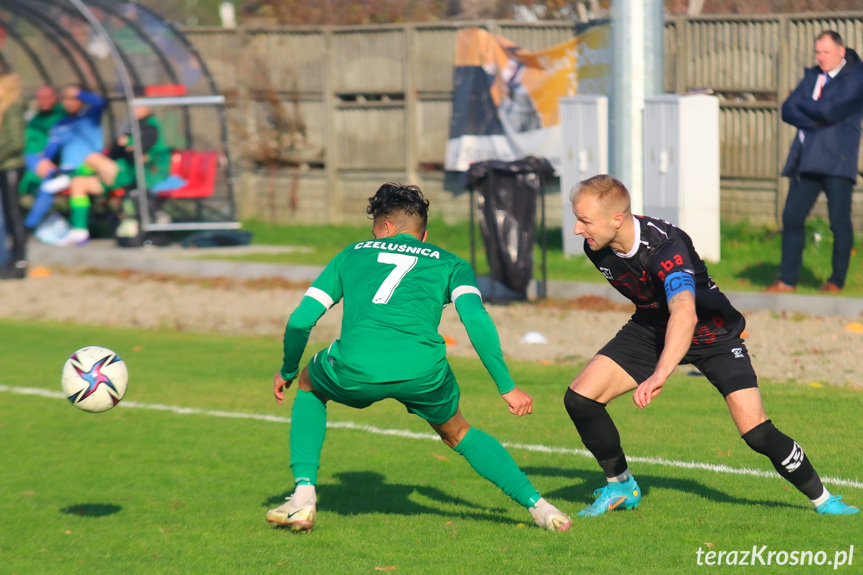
[768,31,863,294]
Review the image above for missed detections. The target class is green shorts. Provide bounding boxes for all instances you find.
[307,345,460,425]
[111,158,136,190]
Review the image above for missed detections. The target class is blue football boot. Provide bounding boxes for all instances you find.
[577,476,642,517]
[815,495,859,515]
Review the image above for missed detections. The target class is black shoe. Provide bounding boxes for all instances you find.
[0,261,27,279]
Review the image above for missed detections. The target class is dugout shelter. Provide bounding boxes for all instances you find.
[0,0,238,232]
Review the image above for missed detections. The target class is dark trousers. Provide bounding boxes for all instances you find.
[0,168,27,266]
[779,173,854,288]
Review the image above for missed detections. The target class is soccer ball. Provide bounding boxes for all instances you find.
[61,346,129,413]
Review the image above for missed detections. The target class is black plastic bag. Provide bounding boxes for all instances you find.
[463,157,554,296]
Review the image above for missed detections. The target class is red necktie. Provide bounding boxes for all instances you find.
[814,73,830,100]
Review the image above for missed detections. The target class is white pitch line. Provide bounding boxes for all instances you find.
[3,384,862,491]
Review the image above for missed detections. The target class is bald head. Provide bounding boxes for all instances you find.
[35,85,57,112]
[815,31,846,74]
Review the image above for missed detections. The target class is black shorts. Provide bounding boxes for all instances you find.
[598,319,758,397]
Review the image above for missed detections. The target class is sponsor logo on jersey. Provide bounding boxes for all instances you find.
[600,266,613,280]
[355,240,440,259]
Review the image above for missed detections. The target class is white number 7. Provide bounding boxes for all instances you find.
[373,253,418,304]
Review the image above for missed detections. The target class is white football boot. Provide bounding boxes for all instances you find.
[529,498,573,532]
[266,486,316,532]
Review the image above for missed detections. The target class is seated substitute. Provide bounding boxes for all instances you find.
[267,182,572,533]
[62,101,171,245]
[564,174,858,517]
[23,84,105,244]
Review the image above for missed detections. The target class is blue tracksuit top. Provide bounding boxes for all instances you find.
[35,90,106,171]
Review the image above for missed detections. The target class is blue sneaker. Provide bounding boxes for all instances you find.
[815,495,859,515]
[578,477,641,517]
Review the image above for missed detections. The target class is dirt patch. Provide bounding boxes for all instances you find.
[2,268,861,388]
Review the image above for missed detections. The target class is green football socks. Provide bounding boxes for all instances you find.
[290,389,328,486]
[69,195,90,230]
[288,393,541,507]
[74,164,97,177]
[454,426,541,508]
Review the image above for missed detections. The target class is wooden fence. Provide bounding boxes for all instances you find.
[184,12,863,228]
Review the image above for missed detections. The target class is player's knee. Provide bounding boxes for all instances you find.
[432,415,470,449]
[741,419,785,456]
[564,388,605,423]
[438,430,464,449]
[742,419,816,483]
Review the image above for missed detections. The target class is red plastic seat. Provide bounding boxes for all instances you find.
[155,150,218,199]
[144,84,187,97]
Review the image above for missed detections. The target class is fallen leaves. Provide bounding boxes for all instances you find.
[29,266,51,278]
[529,295,632,312]
[844,322,863,333]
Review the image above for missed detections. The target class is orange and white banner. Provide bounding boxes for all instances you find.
[445,23,610,173]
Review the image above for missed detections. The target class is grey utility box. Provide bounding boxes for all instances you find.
[559,95,609,257]
[643,94,721,262]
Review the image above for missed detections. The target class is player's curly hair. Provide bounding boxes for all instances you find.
[366,182,429,227]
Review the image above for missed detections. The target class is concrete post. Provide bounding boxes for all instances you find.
[610,0,664,215]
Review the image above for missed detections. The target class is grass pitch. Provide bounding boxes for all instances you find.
[239,218,863,296]
[1,319,860,574]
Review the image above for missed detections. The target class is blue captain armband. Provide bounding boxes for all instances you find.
[664,271,695,300]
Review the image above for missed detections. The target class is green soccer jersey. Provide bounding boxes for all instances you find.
[281,232,515,393]
[24,104,65,156]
